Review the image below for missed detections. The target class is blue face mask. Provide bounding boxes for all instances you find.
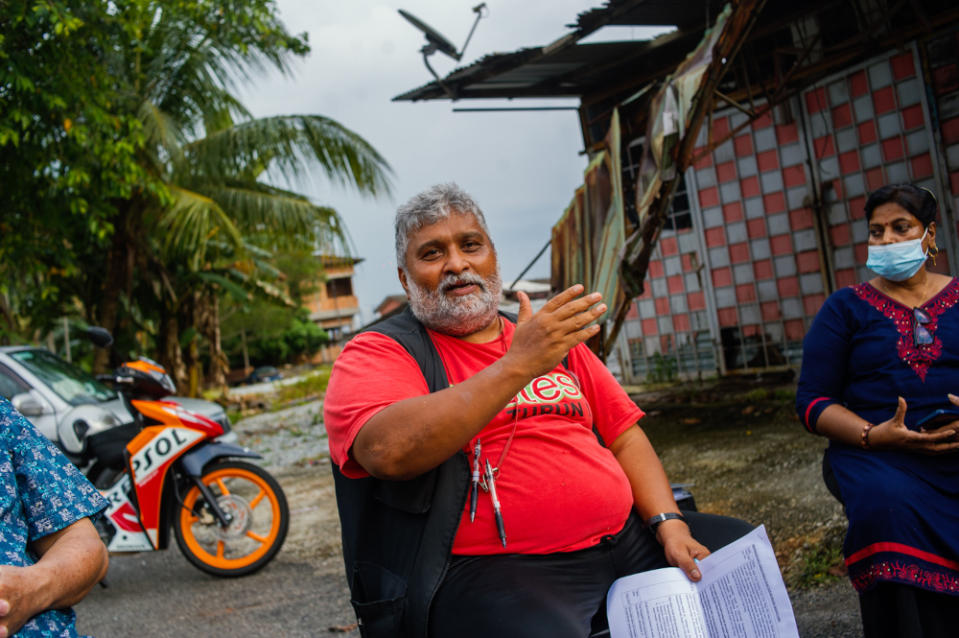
[866,228,929,282]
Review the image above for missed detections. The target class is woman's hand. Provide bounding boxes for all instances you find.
[870,396,959,454]
[657,519,710,582]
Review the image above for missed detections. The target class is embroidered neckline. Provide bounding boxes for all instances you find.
[852,278,959,381]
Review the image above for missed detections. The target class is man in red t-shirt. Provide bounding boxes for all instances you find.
[324,183,749,638]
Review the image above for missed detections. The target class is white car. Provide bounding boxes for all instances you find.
[0,345,236,448]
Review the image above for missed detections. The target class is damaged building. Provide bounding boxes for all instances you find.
[394,0,959,383]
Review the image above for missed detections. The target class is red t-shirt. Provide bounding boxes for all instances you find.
[323,319,643,555]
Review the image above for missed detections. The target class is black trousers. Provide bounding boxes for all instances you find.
[428,511,753,638]
[859,583,959,638]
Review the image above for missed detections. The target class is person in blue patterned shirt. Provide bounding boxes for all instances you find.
[0,397,109,637]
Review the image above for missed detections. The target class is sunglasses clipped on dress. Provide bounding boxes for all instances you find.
[912,307,933,347]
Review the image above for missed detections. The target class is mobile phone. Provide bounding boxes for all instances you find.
[916,408,959,429]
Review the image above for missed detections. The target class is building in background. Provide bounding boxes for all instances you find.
[373,294,409,320]
[395,0,959,383]
[303,254,363,361]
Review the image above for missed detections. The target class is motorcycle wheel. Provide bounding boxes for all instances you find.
[173,460,289,577]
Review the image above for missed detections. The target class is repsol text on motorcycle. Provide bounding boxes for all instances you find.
[81,356,289,577]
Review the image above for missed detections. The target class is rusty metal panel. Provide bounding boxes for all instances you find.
[607,1,764,358]
[551,110,626,325]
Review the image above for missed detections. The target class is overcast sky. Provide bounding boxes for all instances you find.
[239,1,663,324]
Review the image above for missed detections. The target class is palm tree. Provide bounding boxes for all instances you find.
[91,2,391,385]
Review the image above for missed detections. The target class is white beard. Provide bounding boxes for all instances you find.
[406,270,502,337]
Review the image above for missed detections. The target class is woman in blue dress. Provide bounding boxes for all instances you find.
[796,183,959,637]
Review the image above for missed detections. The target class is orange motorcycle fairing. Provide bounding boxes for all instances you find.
[125,424,205,548]
[132,399,225,438]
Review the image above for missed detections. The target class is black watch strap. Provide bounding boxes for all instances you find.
[644,512,687,532]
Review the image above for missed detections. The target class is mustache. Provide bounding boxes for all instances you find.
[439,272,487,293]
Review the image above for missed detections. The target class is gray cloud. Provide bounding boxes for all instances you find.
[239,1,606,323]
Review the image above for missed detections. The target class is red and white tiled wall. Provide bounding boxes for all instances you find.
[620,42,957,383]
[803,44,946,286]
[924,28,959,244]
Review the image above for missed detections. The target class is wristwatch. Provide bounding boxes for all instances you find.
[644,512,687,532]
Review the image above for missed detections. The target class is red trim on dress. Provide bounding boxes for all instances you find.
[847,542,959,595]
[803,396,831,432]
[847,541,959,572]
[849,559,959,595]
[846,542,959,596]
[852,279,959,381]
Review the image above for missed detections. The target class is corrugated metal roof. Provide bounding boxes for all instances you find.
[394,38,679,101]
[569,0,723,31]
[392,0,862,103]
[392,0,718,102]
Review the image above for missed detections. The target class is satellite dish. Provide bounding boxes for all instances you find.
[398,4,489,98]
[398,9,461,61]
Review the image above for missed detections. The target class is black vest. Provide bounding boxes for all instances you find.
[331,308,470,638]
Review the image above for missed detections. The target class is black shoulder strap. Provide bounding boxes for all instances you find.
[345,307,465,638]
[338,307,576,636]
[364,307,449,393]
[364,308,545,388]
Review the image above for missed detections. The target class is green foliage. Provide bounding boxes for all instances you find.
[793,540,845,589]
[0,1,147,338]
[772,388,796,402]
[273,367,331,405]
[647,352,678,383]
[743,387,796,403]
[223,308,328,367]
[743,388,770,402]
[0,0,391,389]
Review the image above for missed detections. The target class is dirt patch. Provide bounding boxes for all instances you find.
[633,386,848,589]
[272,464,342,563]
[229,402,340,568]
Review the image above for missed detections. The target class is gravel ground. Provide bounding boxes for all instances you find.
[78,384,864,637]
[633,380,862,637]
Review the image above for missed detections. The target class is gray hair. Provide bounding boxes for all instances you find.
[394,183,492,270]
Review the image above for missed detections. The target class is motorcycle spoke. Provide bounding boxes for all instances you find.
[247,530,268,544]
[176,462,288,576]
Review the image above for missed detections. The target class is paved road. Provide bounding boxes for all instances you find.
[75,550,359,637]
[75,401,352,637]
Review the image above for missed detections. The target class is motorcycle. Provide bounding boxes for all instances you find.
[60,355,289,577]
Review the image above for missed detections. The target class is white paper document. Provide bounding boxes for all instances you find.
[607,525,799,638]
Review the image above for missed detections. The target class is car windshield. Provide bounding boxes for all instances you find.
[11,349,117,405]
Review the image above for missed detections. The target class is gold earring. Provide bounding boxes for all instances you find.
[929,244,938,266]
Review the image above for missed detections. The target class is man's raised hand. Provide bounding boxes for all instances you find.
[508,284,606,379]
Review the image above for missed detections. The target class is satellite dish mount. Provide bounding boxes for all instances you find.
[398,4,488,99]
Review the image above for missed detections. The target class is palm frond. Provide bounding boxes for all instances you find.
[159,186,244,265]
[195,182,337,236]
[252,277,295,307]
[139,20,253,138]
[193,271,250,303]
[138,99,185,171]
[184,115,393,197]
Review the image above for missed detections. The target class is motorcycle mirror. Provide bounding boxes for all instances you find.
[86,326,114,348]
